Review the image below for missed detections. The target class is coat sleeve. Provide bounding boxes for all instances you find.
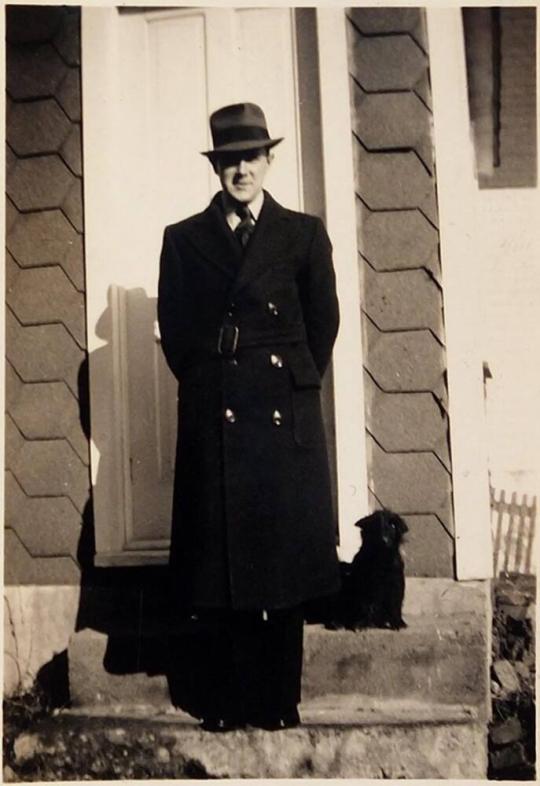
[297,217,340,377]
[157,226,192,380]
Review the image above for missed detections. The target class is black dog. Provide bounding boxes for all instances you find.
[328,510,408,631]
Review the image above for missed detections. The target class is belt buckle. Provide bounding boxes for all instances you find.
[218,325,239,356]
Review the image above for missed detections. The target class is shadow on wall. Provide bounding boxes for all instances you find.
[72,286,228,720]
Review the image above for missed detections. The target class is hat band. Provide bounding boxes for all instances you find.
[213,125,270,148]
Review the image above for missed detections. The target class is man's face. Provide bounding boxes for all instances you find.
[214,148,272,204]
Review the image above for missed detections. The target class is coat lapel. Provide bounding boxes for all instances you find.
[181,191,291,291]
[229,191,291,297]
[181,192,242,279]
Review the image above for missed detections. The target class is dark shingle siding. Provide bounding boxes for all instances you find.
[5,6,89,585]
[347,7,454,576]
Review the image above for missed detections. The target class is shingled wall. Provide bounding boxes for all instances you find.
[346,8,454,577]
[5,6,89,585]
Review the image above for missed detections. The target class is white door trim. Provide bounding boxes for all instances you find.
[426,7,493,580]
[317,8,369,562]
[81,7,128,558]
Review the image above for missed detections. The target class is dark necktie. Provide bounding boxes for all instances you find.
[234,205,255,249]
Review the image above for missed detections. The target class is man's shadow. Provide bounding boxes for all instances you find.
[75,285,227,720]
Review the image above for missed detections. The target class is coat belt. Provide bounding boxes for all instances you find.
[206,324,308,358]
[178,326,309,373]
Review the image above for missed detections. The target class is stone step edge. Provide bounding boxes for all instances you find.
[60,698,483,729]
[73,613,487,640]
[74,577,490,634]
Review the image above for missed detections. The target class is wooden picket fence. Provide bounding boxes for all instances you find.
[491,487,537,575]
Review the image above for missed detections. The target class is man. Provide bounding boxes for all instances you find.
[158,103,340,731]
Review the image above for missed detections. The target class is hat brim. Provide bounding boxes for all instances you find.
[201,137,283,158]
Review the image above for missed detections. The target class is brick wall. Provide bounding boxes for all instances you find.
[346,8,454,577]
[5,6,89,585]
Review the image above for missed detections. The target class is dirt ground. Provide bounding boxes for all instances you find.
[3,696,208,781]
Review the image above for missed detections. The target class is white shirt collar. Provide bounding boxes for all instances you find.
[222,190,265,230]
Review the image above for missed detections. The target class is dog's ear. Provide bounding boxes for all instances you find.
[354,512,378,530]
[391,513,408,535]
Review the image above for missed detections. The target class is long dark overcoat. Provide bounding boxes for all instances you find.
[158,190,340,610]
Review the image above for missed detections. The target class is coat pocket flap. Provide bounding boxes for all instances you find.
[288,349,321,388]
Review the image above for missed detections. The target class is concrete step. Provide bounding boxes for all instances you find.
[12,697,488,778]
[303,615,487,706]
[68,578,491,714]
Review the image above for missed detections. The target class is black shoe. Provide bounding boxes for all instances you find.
[200,716,246,732]
[248,708,300,731]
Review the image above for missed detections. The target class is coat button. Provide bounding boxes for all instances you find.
[270,353,283,368]
[267,301,279,316]
[272,409,282,426]
[224,408,236,423]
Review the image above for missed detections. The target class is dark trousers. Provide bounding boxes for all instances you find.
[168,606,304,721]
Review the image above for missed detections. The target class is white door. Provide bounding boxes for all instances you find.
[82,7,312,565]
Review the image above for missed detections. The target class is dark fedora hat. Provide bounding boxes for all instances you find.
[201,102,283,158]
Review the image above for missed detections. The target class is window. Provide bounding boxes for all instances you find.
[462,7,537,188]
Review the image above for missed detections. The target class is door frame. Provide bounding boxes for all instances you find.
[316,8,369,560]
[426,7,493,579]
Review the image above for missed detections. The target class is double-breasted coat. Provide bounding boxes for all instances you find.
[158,191,340,610]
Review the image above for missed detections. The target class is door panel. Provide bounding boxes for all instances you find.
[125,286,177,546]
